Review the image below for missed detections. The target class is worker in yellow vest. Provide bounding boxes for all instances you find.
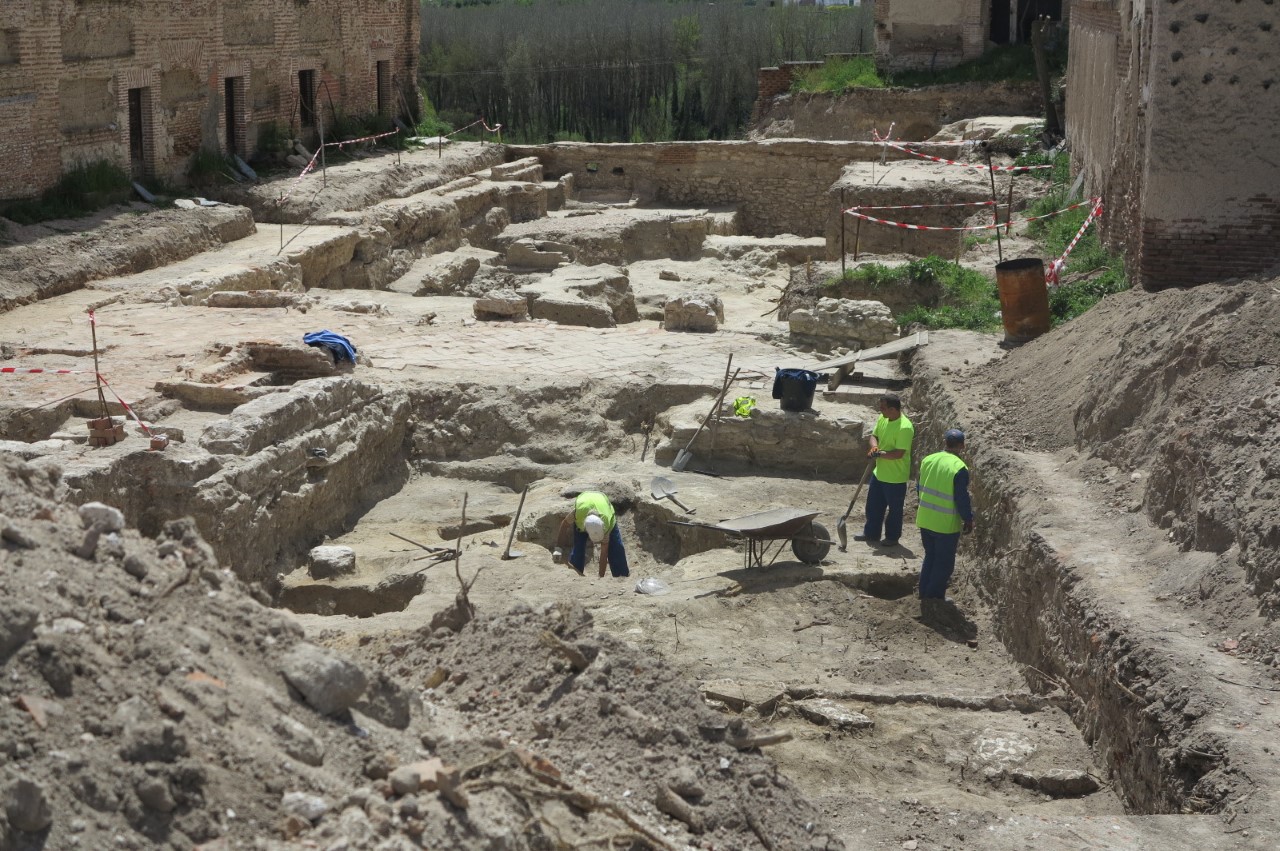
[553,491,630,578]
[915,429,974,603]
[854,393,915,548]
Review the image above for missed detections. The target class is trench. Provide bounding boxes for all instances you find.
[4,143,1252,845]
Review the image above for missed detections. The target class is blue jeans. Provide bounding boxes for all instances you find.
[570,526,630,577]
[919,528,960,599]
[863,475,907,542]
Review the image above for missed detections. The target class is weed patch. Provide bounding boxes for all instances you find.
[0,160,134,225]
[826,256,1001,332]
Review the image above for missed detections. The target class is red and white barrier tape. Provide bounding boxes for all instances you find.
[0,366,90,375]
[851,200,997,211]
[323,127,399,148]
[872,129,1051,173]
[277,147,322,206]
[446,118,503,139]
[1046,199,1104,286]
[843,197,1101,232]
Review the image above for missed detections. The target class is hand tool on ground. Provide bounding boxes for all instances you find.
[650,476,695,514]
[836,460,877,552]
[390,531,454,555]
[501,486,529,560]
[673,363,741,472]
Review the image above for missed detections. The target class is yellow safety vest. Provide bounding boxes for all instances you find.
[916,451,967,534]
[575,492,616,534]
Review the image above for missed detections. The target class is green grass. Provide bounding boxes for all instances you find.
[890,44,1064,87]
[0,160,134,224]
[1024,165,1129,324]
[187,147,241,188]
[791,56,885,94]
[826,256,1001,332]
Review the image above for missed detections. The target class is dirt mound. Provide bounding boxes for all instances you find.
[973,279,1280,621]
[0,455,833,850]
[356,602,840,851]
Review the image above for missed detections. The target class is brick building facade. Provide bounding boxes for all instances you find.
[0,0,420,200]
[1068,0,1280,289]
[873,1,1068,71]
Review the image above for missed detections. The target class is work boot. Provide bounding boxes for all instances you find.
[853,534,879,543]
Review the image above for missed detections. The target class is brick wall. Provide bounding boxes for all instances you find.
[1069,0,1280,289]
[874,0,988,72]
[0,0,420,200]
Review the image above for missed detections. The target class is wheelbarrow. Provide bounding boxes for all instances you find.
[670,507,832,569]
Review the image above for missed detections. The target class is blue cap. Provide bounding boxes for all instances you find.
[944,428,966,443]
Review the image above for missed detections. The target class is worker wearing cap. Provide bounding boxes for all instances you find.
[553,491,630,578]
[915,429,975,603]
[854,393,915,548]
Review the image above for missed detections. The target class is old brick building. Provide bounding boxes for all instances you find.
[1068,0,1280,289]
[0,0,420,200]
[874,1,1067,71]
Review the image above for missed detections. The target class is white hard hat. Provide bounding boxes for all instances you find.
[583,514,606,543]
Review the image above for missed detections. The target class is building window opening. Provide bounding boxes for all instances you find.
[376,60,390,117]
[299,69,317,128]
[225,77,246,156]
[128,87,151,179]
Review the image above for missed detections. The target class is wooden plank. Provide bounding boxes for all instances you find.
[796,330,929,372]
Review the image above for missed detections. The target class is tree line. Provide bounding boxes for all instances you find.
[419,0,873,143]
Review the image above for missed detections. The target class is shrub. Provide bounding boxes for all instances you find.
[0,160,133,224]
[791,56,884,94]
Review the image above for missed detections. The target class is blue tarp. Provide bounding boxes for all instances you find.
[303,330,357,364]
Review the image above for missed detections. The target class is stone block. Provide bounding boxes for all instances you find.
[309,545,356,579]
[473,290,529,321]
[664,291,724,333]
[506,238,575,270]
[792,698,874,730]
[788,297,898,353]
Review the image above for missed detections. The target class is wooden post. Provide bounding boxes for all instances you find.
[986,146,1003,264]
[89,312,109,419]
[853,215,862,262]
[840,188,847,276]
[318,109,327,188]
[1005,176,1015,235]
[1032,19,1062,137]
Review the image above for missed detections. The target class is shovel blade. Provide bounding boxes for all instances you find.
[673,449,691,472]
[836,515,848,552]
[501,548,525,560]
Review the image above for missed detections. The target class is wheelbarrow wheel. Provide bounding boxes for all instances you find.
[792,521,832,565]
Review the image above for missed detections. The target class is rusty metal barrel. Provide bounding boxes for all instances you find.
[995,257,1051,345]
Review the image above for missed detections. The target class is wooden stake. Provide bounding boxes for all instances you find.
[840,188,847,276]
[986,145,1003,264]
[854,215,863,262]
[89,312,109,419]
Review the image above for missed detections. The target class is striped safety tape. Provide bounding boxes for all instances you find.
[851,200,997,211]
[0,367,90,375]
[1046,200,1105,286]
[96,373,153,438]
[872,129,1051,173]
[842,197,1101,232]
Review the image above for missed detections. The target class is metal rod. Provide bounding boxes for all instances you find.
[854,215,862,262]
[1005,176,1015,235]
[318,109,327,188]
[710,353,734,450]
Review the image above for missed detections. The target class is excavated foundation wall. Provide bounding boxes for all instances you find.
[910,347,1237,816]
[751,82,1042,143]
[59,378,410,588]
[507,140,904,243]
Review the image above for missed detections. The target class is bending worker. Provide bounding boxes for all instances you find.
[854,393,915,547]
[915,429,975,605]
[554,491,630,578]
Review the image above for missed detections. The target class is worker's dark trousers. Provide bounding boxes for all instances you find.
[863,475,907,543]
[918,528,960,598]
[570,527,630,577]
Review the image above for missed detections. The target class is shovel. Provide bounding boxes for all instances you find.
[501,486,529,560]
[836,461,876,552]
[651,476,695,514]
[673,363,740,472]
